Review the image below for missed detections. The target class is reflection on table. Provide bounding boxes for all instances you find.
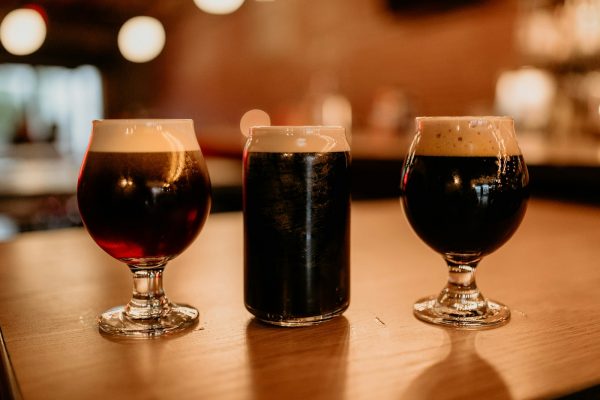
[0,199,599,399]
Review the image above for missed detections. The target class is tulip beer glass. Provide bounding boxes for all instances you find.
[77,119,211,337]
[400,116,528,328]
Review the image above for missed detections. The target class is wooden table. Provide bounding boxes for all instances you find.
[0,199,599,399]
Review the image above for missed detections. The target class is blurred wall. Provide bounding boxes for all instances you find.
[127,0,521,131]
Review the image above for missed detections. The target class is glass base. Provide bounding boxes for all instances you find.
[98,303,199,337]
[250,307,347,328]
[413,295,510,329]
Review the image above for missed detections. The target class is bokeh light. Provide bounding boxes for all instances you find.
[240,109,271,137]
[322,94,352,130]
[193,0,245,15]
[0,8,47,56]
[496,68,556,130]
[117,16,165,63]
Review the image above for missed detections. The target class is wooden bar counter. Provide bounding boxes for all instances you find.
[0,199,599,399]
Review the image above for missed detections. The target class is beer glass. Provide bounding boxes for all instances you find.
[400,116,528,329]
[77,119,211,337]
[243,126,351,327]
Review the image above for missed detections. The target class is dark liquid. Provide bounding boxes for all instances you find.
[77,151,211,261]
[243,151,350,322]
[401,155,528,256]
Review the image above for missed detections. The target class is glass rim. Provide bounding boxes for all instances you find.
[251,125,344,130]
[415,116,513,122]
[249,125,345,135]
[93,118,193,125]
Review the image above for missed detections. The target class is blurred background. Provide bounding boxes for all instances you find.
[0,0,599,239]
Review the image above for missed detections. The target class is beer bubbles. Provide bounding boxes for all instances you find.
[0,7,47,56]
[118,16,165,63]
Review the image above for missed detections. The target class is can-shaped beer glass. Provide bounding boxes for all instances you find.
[243,126,351,327]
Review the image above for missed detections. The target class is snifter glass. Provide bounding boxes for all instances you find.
[77,119,211,337]
[400,116,528,329]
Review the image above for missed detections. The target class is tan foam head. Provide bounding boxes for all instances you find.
[246,126,350,153]
[412,116,521,156]
[89,119,200,152]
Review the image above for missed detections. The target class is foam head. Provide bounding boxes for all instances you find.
[89,119,200,152]
[246,126,349,153]
[413,116,521,156]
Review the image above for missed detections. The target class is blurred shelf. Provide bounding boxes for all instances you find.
[518,134,600,167]
[350,132,600,203]
[0,144,243,235]
[2,130,600,238]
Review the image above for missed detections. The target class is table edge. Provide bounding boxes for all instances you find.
[0,326,22,400]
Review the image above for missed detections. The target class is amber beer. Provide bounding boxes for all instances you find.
[77,121,211,263]
[243,126,350,326]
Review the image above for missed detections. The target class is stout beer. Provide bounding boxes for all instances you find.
[401,155,528,256]
[243,126,350,326]
[401,116,529,328]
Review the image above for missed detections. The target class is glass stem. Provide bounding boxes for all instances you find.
[437,257,487,316]
[125,265,171,320]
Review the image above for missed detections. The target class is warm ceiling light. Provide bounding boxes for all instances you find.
[117,16,165,63]
[0,8,47,56]
[193,0,245,15]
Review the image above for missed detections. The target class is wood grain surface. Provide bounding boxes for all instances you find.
[0,199,599,399]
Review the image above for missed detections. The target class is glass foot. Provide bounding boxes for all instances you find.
[98,303,199,337]
[413,295,510,329]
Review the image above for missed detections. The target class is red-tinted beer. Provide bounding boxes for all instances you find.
[78,151,211,261]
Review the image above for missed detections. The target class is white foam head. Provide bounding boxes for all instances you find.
[412,116,522,156]
[246,126,350,153]
[89,119,200,152]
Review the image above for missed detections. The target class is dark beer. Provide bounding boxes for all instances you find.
[401,154,528,256]
[78,150,211,261]
[244,150,350,324]
[78,119,210,337]
[401,116,528,328]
